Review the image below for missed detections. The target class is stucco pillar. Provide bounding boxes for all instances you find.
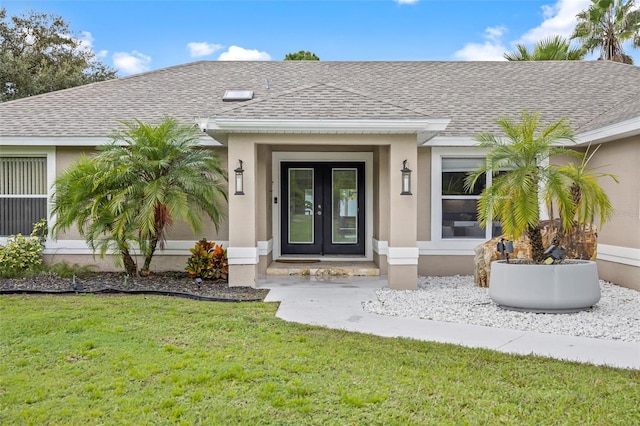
[387,139,418,290]
[227,138,258,287]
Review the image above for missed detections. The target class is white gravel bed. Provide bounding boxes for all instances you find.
[362,276,640,342]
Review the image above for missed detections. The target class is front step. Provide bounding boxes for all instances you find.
[266,260,380,277]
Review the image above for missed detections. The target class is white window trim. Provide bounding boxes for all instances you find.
[0,147,55,244]
[428,147,492,254]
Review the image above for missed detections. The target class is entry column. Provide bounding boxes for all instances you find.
[227,139,258,287]
[387,140,418,290]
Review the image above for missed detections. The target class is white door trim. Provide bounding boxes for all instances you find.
[272,151,374,261]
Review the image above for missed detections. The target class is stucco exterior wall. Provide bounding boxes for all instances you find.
[586,137,639,289]
[417,147,431,241]
[419,255,475,276]
[597,261,639,291]
[374,146,390,244]
[42,253,195,272]
[587,137,639,250]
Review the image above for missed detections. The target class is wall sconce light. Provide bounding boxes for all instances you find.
[234,160,244,195]
[401,159,412,195]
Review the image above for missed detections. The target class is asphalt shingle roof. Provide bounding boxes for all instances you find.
[1,61,639,139]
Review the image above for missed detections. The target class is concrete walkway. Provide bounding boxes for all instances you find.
[259,275,640,370]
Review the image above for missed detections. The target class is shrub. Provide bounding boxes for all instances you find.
[0,219,47,278]
[185,239,228,280]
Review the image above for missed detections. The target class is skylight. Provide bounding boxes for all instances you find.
[223,90,254,102]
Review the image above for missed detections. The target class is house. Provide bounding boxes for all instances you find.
[1,61,638,290]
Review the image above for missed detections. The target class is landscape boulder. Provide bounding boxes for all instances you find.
[474,220,598,287]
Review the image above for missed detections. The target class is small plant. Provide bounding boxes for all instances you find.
[0,219,47,278]
[185,239,228,280]
[47,261,96,278]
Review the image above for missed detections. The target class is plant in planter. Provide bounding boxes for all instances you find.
[465,111,617,312]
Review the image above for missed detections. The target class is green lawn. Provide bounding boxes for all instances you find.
[1,295,638,425]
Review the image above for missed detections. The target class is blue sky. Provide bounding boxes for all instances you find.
[3,0,638,75]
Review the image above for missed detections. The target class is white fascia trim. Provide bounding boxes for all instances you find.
[372,239,388,256]
[209,118,451,135]
[597,244,640,267]
[0,135,223,147]
[257,239,273,256]
[42,239,228,256]
[575,116,640,146]
[227,246,259,265]
[423,136,479,147]
[387,247,419,265]
[0,136,110,146]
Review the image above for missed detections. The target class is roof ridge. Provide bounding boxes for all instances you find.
[216,82,432,118]
[576,89,640,133]
[321,82,432,118]
[215,83,324,115]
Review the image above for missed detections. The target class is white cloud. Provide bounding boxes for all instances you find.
[75,31,94,52]
[59,31,109,62]
[113,51,151,75]
[454,26,508,61]
[453,0,639,63]
[187,42,224,58]
[394,0,420,4]
[217,45,271,61]
[518,0,591,44]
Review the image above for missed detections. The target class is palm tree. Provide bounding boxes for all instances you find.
[504,36,586,61]
[571,0,640,64]
[464,111,616,263]
[52,117,228,276]
[52,155,139,274]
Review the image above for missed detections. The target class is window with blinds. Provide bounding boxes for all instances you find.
[0,157,48,236]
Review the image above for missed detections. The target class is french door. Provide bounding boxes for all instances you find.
[281,162,365,256]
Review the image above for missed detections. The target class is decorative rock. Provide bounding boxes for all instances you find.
[474,220,599,287]
[362,275,640,342]
[475,235,531,287]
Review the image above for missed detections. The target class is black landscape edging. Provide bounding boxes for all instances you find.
[0,287,266,302]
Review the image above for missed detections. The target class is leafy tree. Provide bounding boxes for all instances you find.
[504,36,586,61]
[284,50,320,60]
[52,118,228,276]
[571,0,640,64]
[465,111,616,263]
[0,7,117,101]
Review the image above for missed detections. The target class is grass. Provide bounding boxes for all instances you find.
[1,296,638,425]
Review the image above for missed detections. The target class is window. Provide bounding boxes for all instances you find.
[431,149,504,244]
[441,158,487,239]
[0,157,48,236]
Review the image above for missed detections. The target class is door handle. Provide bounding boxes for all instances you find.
[316,204,322,216]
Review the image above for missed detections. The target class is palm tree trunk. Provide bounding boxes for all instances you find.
[140,205,169,276]
[140,234,159,276]
[121,248,137,276]
[527,224,545,263]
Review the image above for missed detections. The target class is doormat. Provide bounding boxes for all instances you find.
[276,259,320,263]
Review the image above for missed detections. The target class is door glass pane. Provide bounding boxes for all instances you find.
[288,169,314,244]
[332,169,357,244]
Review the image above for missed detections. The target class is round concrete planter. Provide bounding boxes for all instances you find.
[489,260,601,313]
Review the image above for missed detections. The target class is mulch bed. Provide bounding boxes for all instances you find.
[0,272,269,302]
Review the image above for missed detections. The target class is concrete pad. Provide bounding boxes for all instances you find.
[259,275,640,370]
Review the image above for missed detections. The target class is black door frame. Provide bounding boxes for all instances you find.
[281,161,365,256]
